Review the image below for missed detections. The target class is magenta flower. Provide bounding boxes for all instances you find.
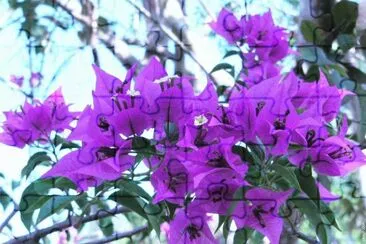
[192,168,245,215]
[151,150,193,205]
[233,188,292,244]
[209,8,244,44]
[0,88,76,148]
[30,72,43,87]
[9,75,24,87]
[167,208,217,244]
[43,141,134,191]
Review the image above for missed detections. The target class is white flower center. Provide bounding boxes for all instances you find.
[153,75,179,84]
[126,88,140,97]
[194,114,208,126]
[240,43,250,53]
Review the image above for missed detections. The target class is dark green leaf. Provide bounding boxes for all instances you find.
[117,179,152,201]
[0,190,11,209]
[54,135,81,150]
[304,65,320,82]
[164,122,179,143]
[337,34,356,52]
[234,228,252,244]
[332,1,358,34]
[109,191,148,219]
[223,50,241,59]
[271,163,301,191]
[99,217,114,236]
[36,195,77,224]
[21,152,52,179]
[210,63,235,77]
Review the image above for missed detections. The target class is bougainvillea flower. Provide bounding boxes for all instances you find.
[0,88,76,148]
[30,72,43,87]
[292,72,353,122]
[43,141,134,190]
[151,151,193,205]
[243,11,289,63]
[288,118,328,168]
[310,135,366,176]
[245,72,300,155]
[192,168,245,215]
[9,75,24,87]
[240,61,279,87]
[233,188,292,244]
[183,137,248,178]
[167,208,217,244]
[209,8,244,44]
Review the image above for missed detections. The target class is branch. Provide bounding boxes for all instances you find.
[53,0,139,68]
[5,206,129,244]
[293,230,320,244]
[0,200,19,232]
[286,215,319,244]
[126,0,219,86]
[83,224,148,244]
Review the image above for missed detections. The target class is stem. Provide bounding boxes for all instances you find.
[0,203,19,232]
[5,206,130,244]
[83,225,148,244]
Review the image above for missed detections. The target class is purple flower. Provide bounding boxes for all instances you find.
[9,75,24,87]
[292,72,353,122]
[210,9,289,64]
[209,8,244,44]
[191,168,245,215]
[43,141,134,191]
[183,137,248,178]
[151,150,193,205]
[30,72,43,87]
[233,188,292,244]
[167,208,217,244]
[0,88,76,148]
[240,61,279,87]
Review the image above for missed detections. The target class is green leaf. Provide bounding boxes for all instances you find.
[36,195,77,224]
[210,63,235,77]
[19,178,75,230]
[117,179,152,201]
[304,65,320,82]
[332,1,358,34]
[54,134,80,150]
[223,50,241,59]
[300,20,327,44]
[292,198,331,244]
[99,217,114,236]
[0,190,11,209]
[21,152,52,179]
[271,163,301,191]
[295,164,319,204]
[164,122,179,143]
[109,191,162,237]
[109,191,148,219]
[337,34,356,52]
[233,228,251,244]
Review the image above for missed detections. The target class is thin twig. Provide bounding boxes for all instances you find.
[83,224,148,244]
[5,206,129,244]
[126,0,219,87]
[0,201,19,232]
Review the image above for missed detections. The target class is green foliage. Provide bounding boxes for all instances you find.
[21,152,52,179]
[210,63,235,78]
[19,177,77,230]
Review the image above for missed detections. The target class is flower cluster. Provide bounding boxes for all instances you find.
[210,8,289,87]
[1,8,365,244]
[0,88,77,148]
